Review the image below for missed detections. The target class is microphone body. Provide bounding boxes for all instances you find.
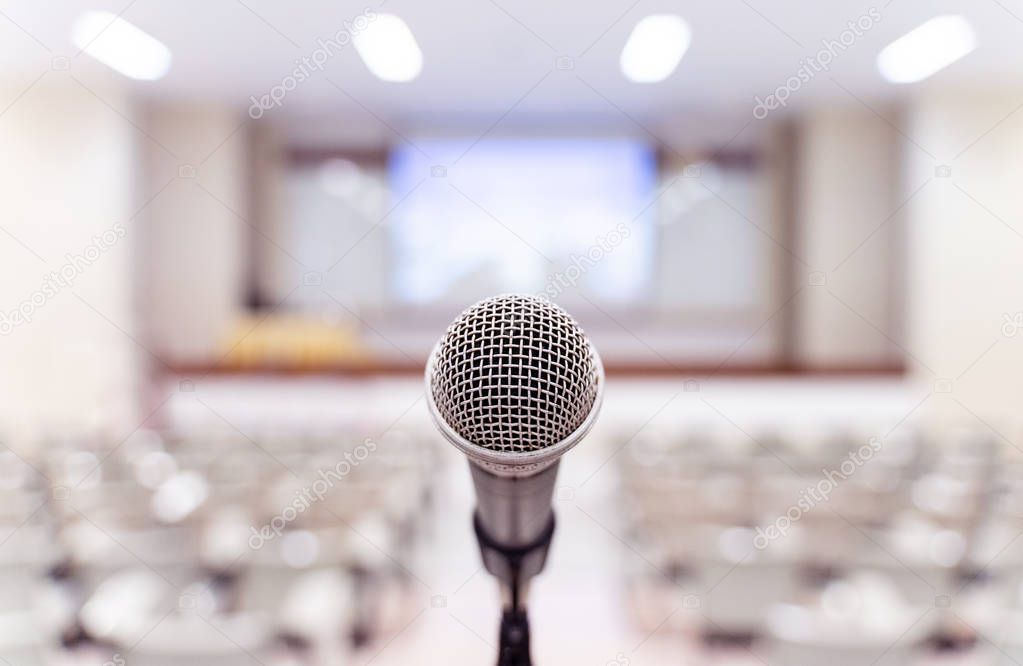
[424,294,603,664]
[469,461,559,586]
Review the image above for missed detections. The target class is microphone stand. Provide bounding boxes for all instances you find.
[473,512,556,666]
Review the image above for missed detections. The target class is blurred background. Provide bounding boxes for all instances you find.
[2,0,1023,663]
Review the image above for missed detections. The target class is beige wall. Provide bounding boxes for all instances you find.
[794,107,902,368]
[0,77,138,438]
[905,90,1023,431]
[138,104,248,362]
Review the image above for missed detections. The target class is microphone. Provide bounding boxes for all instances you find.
[425,294,603,663]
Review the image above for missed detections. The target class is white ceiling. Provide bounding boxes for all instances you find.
[2,0,1022,130]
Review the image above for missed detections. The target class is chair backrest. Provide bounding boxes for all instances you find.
[0,525,53,613]
[128,613,268,666]
[0,610,46,666]
[769,638,915,666]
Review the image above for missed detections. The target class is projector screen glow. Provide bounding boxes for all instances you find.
[388,139,657,305]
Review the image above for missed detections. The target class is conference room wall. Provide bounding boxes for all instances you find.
[0,77,139,440]
[793,106,903,368]
[136,102,249,363]
[905,88,1023,433]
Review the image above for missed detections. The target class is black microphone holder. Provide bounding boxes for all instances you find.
[473,512,556,666]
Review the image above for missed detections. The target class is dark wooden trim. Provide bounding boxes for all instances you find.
[656,146,760,170]
[289,144,758,170]
[286,146,390,166]
[163,360,906,380]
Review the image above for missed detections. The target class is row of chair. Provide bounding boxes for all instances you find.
[616,427,1023,664]
[0,426,440,665]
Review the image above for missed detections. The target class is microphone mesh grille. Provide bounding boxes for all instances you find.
[429,295,599,453]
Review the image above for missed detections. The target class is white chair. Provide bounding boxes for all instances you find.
[0,524,54,613]
[0,610,47,666]
[766,573,934,666]
[128,613,269,666]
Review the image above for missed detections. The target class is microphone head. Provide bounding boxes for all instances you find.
[425,294,603,476]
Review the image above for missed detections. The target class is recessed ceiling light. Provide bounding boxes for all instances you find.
[877,15,976,84]
[620,14,691,83]
[353,14,423,83]
[71,11,172,81]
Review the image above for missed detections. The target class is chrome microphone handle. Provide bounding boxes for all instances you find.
[470,462,559,666]
[471,464,559,589]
